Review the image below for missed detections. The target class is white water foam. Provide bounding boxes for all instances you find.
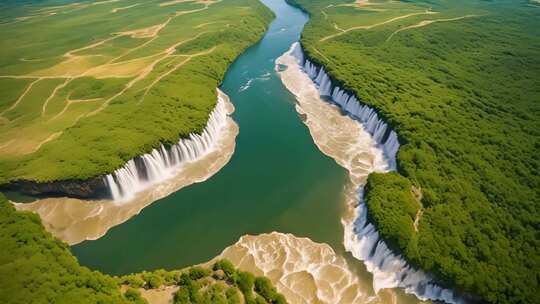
[277,42,463,304]
[216,232,379,304]
[257,71,272,81]
[18,89,238,245]
[104,92,230,202]
[238,79,253,92]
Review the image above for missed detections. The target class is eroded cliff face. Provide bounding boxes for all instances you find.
[3,90,234,201]
[4,177,107,199]
[12,90,239,245]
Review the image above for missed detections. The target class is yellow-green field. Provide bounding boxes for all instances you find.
[0,0,272,182]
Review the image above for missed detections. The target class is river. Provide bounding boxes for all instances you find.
[72,0,425,303]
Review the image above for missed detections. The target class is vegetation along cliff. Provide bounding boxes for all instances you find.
[287,0,540,302]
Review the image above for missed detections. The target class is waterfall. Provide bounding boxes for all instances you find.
[346,196,461,303]
[288,42,463,304]
[104,93,229,202]
[297,48,400,167]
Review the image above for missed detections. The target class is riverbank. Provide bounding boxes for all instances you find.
[1,195,288,304]
[14,90,238,245]
[0,0,273,193]
[284,0,540,302]
[66,1,438,302]
[212,232,379,304]
[276,42,462,303]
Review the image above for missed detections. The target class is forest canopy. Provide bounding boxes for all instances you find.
[288,0,540,302]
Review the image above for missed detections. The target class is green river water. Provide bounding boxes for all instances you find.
[70,2,426,302]
[72,0,351,275]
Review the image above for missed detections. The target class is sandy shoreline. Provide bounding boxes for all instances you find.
[120,232,383,304]
[14,89,238,245]
[274,44,397,304]
[275,43,389,244]
[212,232,379,304]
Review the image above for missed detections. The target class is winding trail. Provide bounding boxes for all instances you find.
[48,94,104,122]
[386,14,478,42]
[41,78,70,116]
[111,3,142,13]
[138,47,217,104]
[0,78,40,115]
[29,132,62,154]
[1,2,222,155]
[320,10,437,42]
[413,209,423,232]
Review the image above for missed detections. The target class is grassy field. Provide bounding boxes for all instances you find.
[0,0,273,183]
[0,194,287,304]
[289,0,540,302]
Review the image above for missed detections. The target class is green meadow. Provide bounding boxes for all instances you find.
[289,0,540,302]
[0,0,273,183]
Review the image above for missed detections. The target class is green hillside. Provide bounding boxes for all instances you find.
[0,0,273,183]
[288,0,540,302]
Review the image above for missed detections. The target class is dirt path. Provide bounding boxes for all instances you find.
[0,140,14,150]
[49,93,104,122]
[411,186,423,232]
[313,48,331,62]
[111,3,141,13]
[41,78,71,116]
[138,32,216,102]
[333,22,345,32]
[9,0,126,24]
[1,2,221,156]
[386,14,478,42]
[160,0,218,7]
[28,132,62,154]
[321,9,328,20]
[88,42,217,114]
[0,78,40,115]
[65,36,119,59]
[413,209,423,232]
[335,0,390,11]
[37,4,217,114]
[320,10,437,42]
[138,286,180,304]
[194,21,222,29]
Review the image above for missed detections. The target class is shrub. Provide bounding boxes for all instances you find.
[235,271,255,298]
[254,277,278,303]
[225,287,242,304]
[188,266,211,281]
[174,287,190,304]
[254,295,268,304]
[123,275,145,288]
[141,273,163,289]
[213,259,236,278]
[124,288,148,304]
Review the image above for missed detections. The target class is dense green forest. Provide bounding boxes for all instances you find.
[0,194,286,304]
[0,194,129,303]
[0,0,273,183]
[288,0,540,302]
